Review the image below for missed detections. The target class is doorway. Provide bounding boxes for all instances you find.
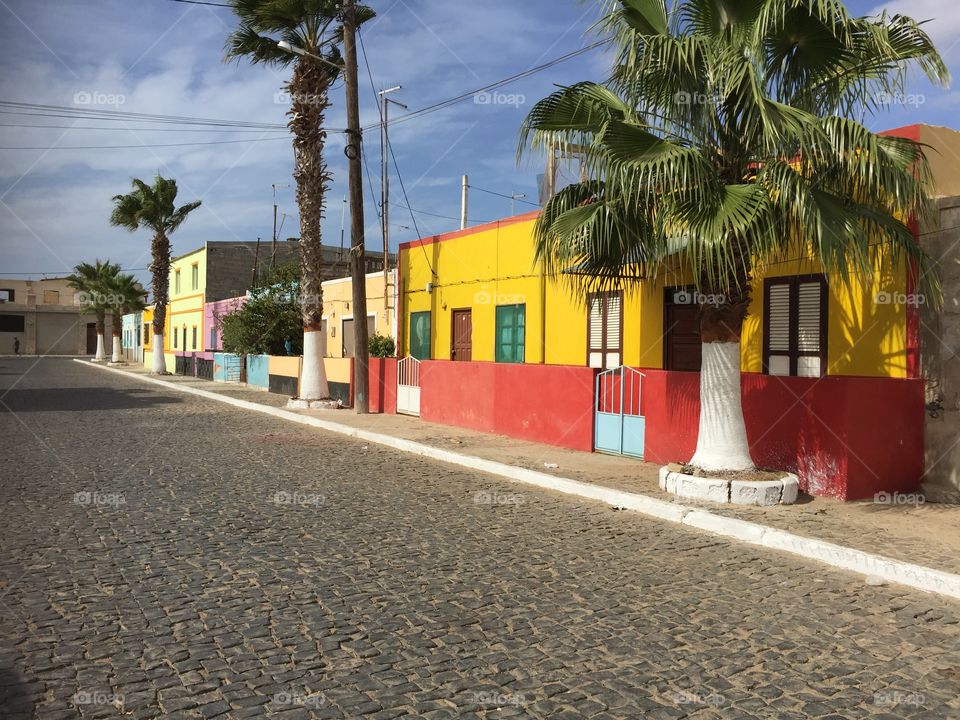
[450,309,472,361]
[663,288,702,371]
[85,323,97,354]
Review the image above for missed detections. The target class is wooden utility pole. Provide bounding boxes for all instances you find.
[343,0,369,413]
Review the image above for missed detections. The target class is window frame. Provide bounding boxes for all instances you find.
[762,273,828,378]
[173,326,178,349]
[192,325,197,350]
[586,291,623,370]
[191,263,199,291]
[174,269,181,294]
[495,303,526,364]
[409,310,431,360]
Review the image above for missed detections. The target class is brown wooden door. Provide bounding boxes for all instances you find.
[664,289,702,371]
[451,309,472,361]
[85,323,97,354]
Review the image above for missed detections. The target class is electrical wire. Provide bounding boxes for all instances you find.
[0,102,289,129]
[468,183,540,207]
[0,123,289,133]
[361,39,608,133]
[0,136,291,150]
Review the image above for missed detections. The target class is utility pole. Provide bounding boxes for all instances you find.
[379,86,405,326]
[271,183,289,270]
[510,192,526,216]
[460,174,469,230]
[343,0,369,413]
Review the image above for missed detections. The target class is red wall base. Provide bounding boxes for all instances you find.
[420,361,596,451]
[368,357,398,414]
[641,369,925,500]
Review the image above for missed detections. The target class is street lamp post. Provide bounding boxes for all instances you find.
[378,86,406,326]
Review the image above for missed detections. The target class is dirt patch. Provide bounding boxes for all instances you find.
[681,465,786,483]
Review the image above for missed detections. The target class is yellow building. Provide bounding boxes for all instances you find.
[164,247,207,369]
[398,211,912,380]
[321,269,397,358]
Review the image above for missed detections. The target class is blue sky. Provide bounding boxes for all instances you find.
[1,0,958,282]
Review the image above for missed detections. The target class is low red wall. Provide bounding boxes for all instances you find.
[641,369,925,500]
[368,357,398,414]
[420,361,596,451]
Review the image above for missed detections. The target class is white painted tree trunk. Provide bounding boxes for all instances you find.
[689,342,754,472]
[111,334,121,363]
[151,333,166,374]
[94,333,106,362]
[298,329,329,400]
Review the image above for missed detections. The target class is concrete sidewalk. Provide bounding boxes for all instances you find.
[83,360,960,598]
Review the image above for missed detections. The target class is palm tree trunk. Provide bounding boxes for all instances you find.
[94,311,107,361]
[110,311,122,363]
[150,231,170,374]
[289,59,331,400]
[688,289,754,472]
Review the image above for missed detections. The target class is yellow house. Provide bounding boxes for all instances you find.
[165,247,206,367]
[399,212,912,379]
[321,269,397,358]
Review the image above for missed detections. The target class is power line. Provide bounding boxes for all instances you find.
[164,0,231,6]
[361,39,608,133]
[0,123,289,133]
[388,200,490,225]
[0,102,290,130]
[0,136,291,150]
[468,183,539,207]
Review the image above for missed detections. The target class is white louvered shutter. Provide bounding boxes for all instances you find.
[796,281,822,377]
[588,296,604,368]
[767,284,791,375]
[605,294,621,368]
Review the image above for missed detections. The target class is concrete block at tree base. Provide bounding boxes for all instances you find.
[657,466,679,494]
[781,475,800,505]
[286,398,310,410]
[675,475,729,503]
[730,480,783,506]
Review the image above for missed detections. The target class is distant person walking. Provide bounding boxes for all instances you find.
[13,337,20,356]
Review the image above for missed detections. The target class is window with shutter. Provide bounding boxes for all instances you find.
[495,304,525,363]
[410,311,431,360]
[763,275,827,377]
[587,291,623,369]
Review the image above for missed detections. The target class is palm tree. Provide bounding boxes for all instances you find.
[67,260,120,362]
[225,0,372,401]
[104,273,148,363]
[520,0,948,472]
[110,176,201,374]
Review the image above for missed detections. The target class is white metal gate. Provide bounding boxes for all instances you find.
[397,356,421,416]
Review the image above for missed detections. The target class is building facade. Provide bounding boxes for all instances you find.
[0,277,114,356]
[394,125,960,500]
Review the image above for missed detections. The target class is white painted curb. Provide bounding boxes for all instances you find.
[77,359,960,602]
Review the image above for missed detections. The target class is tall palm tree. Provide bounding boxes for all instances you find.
[521,0,948,472]
[67,260,120,362]
[110,176,201,374]
[225,0,372,401]
[104,273,148,363]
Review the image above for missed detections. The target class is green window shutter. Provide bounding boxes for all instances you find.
[410,311,431,360]
[496,304,525,363]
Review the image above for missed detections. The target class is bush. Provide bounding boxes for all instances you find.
[368,333,396,358]
[219,263,303,356]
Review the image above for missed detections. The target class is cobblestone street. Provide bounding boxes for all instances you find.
[1,357,959,719]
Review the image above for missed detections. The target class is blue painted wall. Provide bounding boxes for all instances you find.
[246,354,269,389]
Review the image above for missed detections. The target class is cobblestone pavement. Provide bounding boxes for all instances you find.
[1,358,959,719]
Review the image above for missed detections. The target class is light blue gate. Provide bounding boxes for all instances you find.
[594,366,645,458]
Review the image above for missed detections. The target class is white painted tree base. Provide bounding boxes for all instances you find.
[689,342,754,471]
[151,334,167,374]
[298,329,330,401]
[659,466,799,506]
